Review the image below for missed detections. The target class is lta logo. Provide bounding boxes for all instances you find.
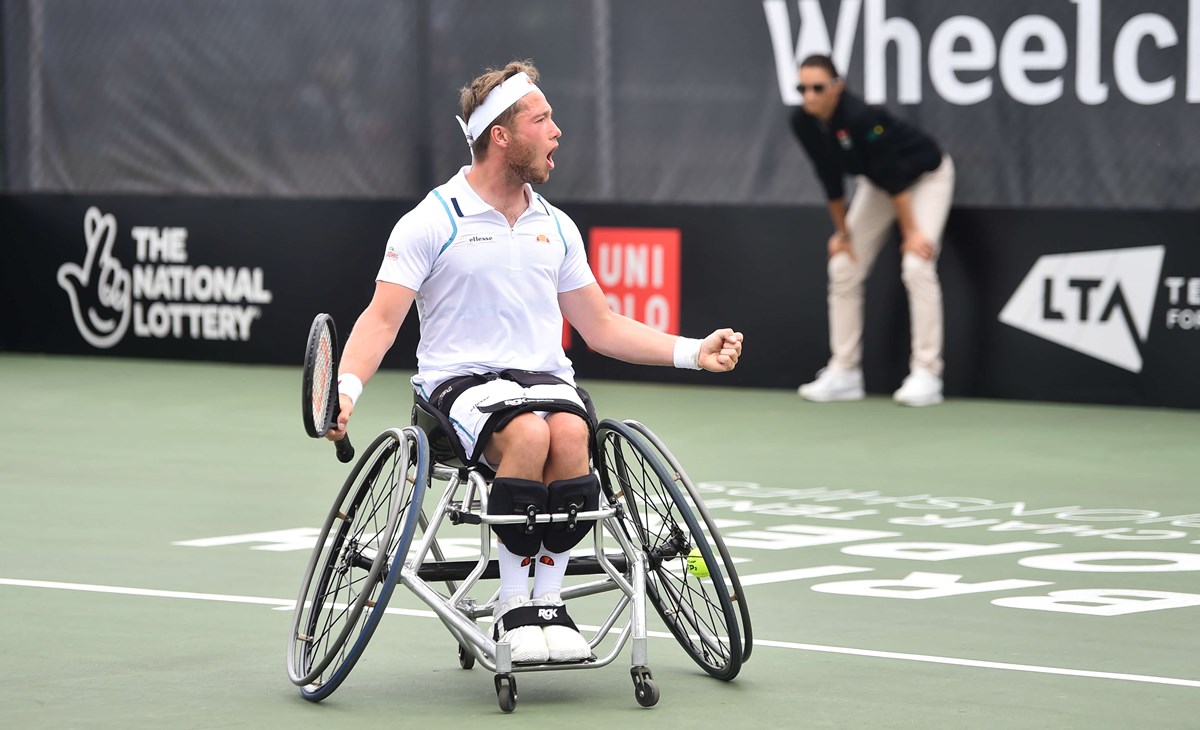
[999,246,1165,373]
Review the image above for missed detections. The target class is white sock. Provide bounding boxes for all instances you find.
[530,547,571,600]
[496,541,532,605]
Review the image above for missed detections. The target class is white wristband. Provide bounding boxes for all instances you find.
[672,337,703,370]
[337,373,364,405]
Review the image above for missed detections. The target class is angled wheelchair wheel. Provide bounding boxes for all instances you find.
[622,420,754,663]
[287,426,429,701]
[597,419,748,681]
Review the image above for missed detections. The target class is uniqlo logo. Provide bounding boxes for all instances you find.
[589,227,681,333]
[564,227,682,350]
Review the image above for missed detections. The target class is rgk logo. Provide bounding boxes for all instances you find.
[999,246,1165,373]
[537,607,559,621]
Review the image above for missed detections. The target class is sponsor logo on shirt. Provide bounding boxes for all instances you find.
[537,233,551,244]
[464,235,494,246]
[836,129,853,150]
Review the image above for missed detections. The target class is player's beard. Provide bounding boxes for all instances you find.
[506,135,550,185]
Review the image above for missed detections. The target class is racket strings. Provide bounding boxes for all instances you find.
[312,331,334,427]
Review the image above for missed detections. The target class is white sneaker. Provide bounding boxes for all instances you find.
[532,593,591,663]
[494,595,549,664]
[797,367,864,402]
[893,368,944,407]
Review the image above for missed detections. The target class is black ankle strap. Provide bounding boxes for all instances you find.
[494,604,579,639]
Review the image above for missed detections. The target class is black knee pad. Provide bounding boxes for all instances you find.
[542,474,601,553]
[488,477,549,557]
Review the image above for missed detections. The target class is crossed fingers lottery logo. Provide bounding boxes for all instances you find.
[56,206,273,349]
[57,207,132,348]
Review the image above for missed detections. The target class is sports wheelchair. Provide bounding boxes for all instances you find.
[286,394,753,713]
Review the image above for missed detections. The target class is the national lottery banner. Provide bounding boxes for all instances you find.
[0,196,406,366]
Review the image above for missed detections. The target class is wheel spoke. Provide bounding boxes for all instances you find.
[597,420,743,680]
[287,427,429,698]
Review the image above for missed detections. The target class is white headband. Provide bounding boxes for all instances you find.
[455,71,540,149]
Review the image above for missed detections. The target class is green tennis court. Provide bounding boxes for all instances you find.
[3,353,1198,728]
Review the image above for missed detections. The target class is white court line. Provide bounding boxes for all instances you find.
[738,566,873,586]
[751,639,1200,689]
[4,577,1199,690]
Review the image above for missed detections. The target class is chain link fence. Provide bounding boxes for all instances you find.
[3,0,1197,208]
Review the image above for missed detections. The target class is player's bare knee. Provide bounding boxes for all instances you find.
[494,413,551,459]
[546,414,590,465]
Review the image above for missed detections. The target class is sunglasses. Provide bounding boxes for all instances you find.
[796,83,829,95]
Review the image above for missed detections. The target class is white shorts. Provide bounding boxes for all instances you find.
[447,378,587,465]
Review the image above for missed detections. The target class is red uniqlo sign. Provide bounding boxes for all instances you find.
[588,227,681,333]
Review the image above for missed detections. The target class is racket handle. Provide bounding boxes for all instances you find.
[335,434,355,463]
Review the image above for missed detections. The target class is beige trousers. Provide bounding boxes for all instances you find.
[827,155,955,377]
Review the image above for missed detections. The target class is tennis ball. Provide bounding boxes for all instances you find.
[685,548,709,579]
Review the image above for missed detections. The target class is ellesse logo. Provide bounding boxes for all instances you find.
[999,246,1165,373]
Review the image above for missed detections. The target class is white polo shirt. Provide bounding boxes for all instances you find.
[377,167,596,394]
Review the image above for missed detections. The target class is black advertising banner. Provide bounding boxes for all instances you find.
[2,194,1198,407]
[946,208,1200,408]
[0,195,416,367]
[0,195,828,393]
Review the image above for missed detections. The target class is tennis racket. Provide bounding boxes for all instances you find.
[301,313,355,463]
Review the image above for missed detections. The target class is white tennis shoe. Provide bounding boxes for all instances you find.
[494,595,549,664]
[532,593,591,663]
[798,367,865,402]
[893,368,944,407]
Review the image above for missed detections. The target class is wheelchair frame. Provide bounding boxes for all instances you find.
[286,411,752,713]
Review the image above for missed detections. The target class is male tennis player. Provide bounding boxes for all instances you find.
[327,60,743,664]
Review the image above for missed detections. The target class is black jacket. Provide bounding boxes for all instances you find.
[790,91,942,200]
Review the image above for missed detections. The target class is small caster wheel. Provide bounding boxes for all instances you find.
[635,678,659,707]
[495,673,518,713]
[630,666,659,708]
[458,643,475,670]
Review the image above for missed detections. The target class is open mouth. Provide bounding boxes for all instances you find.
[547,146,557,169]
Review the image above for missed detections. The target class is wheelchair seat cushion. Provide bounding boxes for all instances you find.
[412,370,598,467]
